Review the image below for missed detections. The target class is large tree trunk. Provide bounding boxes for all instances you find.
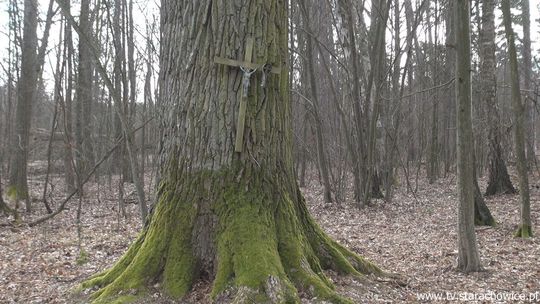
[480,0,515,196]
[455,0,482,273]
[7,0,39,212]
[501,0,533,238]
[81,1,380,303]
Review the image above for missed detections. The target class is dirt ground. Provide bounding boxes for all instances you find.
[1,170,539,303]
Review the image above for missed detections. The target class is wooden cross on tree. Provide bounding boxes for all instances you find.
[214,38,281,153]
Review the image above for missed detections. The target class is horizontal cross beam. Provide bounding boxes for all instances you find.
[214,57,282,74]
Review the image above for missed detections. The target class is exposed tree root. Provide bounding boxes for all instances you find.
[79,175,382,303]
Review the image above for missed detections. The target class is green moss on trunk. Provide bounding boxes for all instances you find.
[79,170,382,303]
[515,224,533,238]
[6,185,26,202]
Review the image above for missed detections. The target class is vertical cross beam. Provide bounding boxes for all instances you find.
[214,38,255,153]
[234,38,254,152]
[214,38,281,153]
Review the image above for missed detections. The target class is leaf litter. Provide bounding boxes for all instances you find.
[0,170,539,303]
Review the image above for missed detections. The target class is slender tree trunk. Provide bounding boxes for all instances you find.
[411,2,428,180]
[2,2,15,174]
[384,0,401,202]
[428,1,439,184]
[41,34,65,215]
[112,0,124,178]
[75,0,95,180]
[80,1,381,302]
[141,24,153,188]
[335,0,366,204]
[7,0,39,212]
[111,0,147,221]
[120,0,132,183]
[362,0,390,206]
[62,4,76,194]
[316,40,359,204]
[522,0,535,166]
[57,0,148,221]
[480,0,515,196]
[455,0,482,273]
[127,0,140,185]
[443,0,456,175]
[501,0,533,238]
[298,0,333,204]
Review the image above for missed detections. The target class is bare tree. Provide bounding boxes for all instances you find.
[362,0,391,206]
[7,0,39,212]
[61,1,76,194]
[501,0,533,238]
[297,0,333,204]
[480,0,515,196]
[75,0,95,180]
[522,0,535,166]
[455,0,482,273]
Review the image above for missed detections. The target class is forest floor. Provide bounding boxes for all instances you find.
[0,168,539,303]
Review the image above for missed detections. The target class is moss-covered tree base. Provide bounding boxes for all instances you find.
[1,186,21,221]
[5,185,26,209]
[79,171,382,304]
[514,225,533,238]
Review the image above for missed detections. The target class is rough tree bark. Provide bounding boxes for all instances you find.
[480,0,515,196]
[7,0,39,212]
[501,0,533,238]
[455,0,482,273]
[80,1,381,303]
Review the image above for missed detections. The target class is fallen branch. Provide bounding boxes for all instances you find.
[28,141,120,227]
[27,118,153,227]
